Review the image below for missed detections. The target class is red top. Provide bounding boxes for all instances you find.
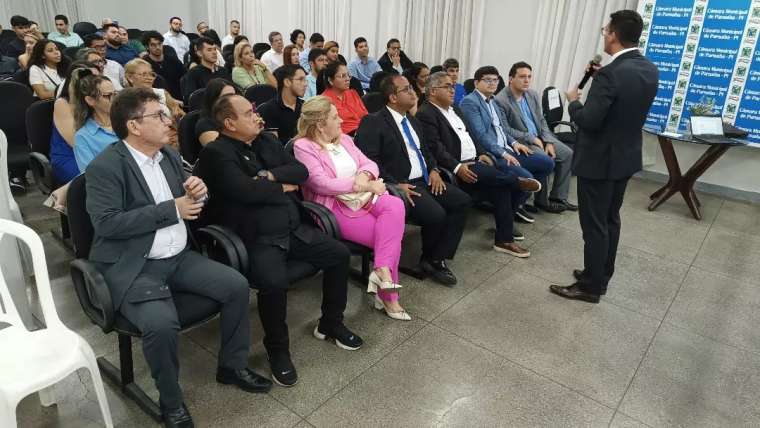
[323,88,368,135]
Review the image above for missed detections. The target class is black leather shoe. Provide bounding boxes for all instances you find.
[420,259,457,286]
[552,198,578,211]
[162,403,194,428]
[549,283,600,303]
[524,204,538,214]
[216,367,273,393]
[572,270,607,295]
[535,201,566,213]
[515,207,535,224]
[267,352,298,387]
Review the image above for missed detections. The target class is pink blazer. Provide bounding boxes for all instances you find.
[294,134,380,214]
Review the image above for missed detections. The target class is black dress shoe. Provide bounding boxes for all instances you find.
[535,201,566,214]
[420,259,457,286]
[267,352,298,387]
[515,207,535,224]
[549,283,600,303]
[552,198,578,211]
[162,403,194,428]
[572,269,607,295]
[216,367,273,393]
[524,204,538,214]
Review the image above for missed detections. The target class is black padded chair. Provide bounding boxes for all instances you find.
[244,84,277,106]
[63,46,81,60]
[0,81,35,181]
[252,42,271,59]
[26,99,56,195]
[187,87,206,112]
[72,22,98,39]
[430,65,443,74]
[185,32,199,43]
[541,86,577,147]
[178,110,203,165]
[126,28,143,41]
[67,174,243,421]
[361,92,385,114]
[463,78,475,94]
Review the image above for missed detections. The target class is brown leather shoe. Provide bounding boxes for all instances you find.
[517,177,542,193]
[493,242,530,258]
[549,283,600,303]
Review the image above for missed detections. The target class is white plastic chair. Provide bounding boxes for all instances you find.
[0,219,113,427]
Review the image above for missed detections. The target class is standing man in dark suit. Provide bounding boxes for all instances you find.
[355,74,471,285]
[194,94,364,388]
[417,72,542,257]
[550,10,658,303]
[86,88,272,428]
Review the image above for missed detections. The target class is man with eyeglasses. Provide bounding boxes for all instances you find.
[460,65,555,225]
[142,30,186,100]
[356,74,471,286]
[258,64,307,144]
[83,33,126,91]
[378,38,414,74]
[418,72,542,258]
[85,88,272,428]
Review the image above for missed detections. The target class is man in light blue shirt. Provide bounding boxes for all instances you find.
[48,14,83,48]
[304,48,328,99]
[348,37,382,90]
[299,32,324,74]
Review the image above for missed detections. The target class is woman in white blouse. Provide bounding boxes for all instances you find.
[28,39,68,99]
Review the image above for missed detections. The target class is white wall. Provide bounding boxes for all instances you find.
[478,0,541,79]
[76,0,208,35]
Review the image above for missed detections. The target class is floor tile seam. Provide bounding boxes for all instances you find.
[658,318,760,358]
[607,409,656,428]
[687,199,725,267]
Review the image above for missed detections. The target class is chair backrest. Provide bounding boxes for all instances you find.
[26,99,55,156]
[126,28,143,41]
[66,174,94,259]
[64,46,81,60]
[244,84,277,106]
[188,88,206,112]
[186,32,200,43]
[0,219,63,330]
[0,81,35,147]
[252,42,271,59]
[362,92,386,113]
[463,78,475,94]
[541,86,564,125]
[72,21,98,38]
[178,110,203,164]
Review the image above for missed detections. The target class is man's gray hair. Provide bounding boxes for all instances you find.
[425,71,450,96]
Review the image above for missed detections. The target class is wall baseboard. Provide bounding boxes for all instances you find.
[635,170,760,204]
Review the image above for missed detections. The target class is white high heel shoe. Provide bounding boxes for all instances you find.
[373,295,412,321]
[366,271,402,294]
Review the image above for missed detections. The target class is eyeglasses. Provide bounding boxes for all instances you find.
[133,110,172,123]
[480,78,499,84]
[433,84,455,91]
[135,71,156,79]
[395,85,414,94]
[290,76,307,82]
[600,26,609,36]
[99,92,115,100]
[334,73,349,79]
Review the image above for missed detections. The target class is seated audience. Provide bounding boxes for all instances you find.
[495,61,576,213]
[124,58,184,120]
[257,64,306,144]
[290,29,306,52]
[196,21,209,36]
[299,32,324,73]
[72,74,117,171]
[294,96,410,320]
[282,44,300,66]
[321,62,368,135]
[304,48,327,99]
[402,62,429,107]
[83,34,125,90]
[460,66,555,225]
[5,15,31,59]
[195,93,364,388]
[323,41,345,65]
[261,31,285,71]
[231,41,276,89]
[348,37,382,90]
[183,36,230,101]
[163,16,191,60]
[18,30,42,70]
[86,88,270,427]
[417,72,541,257]
[378,38,413,74]
[442,58,466,105]
[196,78,237,146]
[76,48,105,73]
[355,74,471,285]
[28,38,68,99]
[118,26,145,54]
[221,19,241,47]
[141,30,185,100]
[48,14,83,48]
[103,23,137,66]
[202,29,226,68]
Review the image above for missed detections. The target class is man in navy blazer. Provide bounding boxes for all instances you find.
[550,10,658,303]
[460,66,555,224]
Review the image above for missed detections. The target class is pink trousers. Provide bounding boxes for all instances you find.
[331,194,405,302]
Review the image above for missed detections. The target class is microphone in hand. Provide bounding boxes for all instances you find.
[578,54,602,89]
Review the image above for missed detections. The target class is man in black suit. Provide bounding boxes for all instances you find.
[355,74,471,285]
[550,10,658,303]
[377,38,414,74]
[417,72,542,258]
[86,88,271,428]
[194,94,363,388]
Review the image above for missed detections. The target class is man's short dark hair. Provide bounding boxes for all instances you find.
[474,65,499,81]
[110,88,161,139]
[353,37,367,48]
[275,64,306,93]
[380,74,403,103]
[268,31,281,43]
[609,10,643,46]
[10,15,30,27]
[141,30,164,46]
[55,15,69,25]
[102,23,119,32]
[308,48,326,63]
[195,36,216,51]
[386,38,400,48]
[442,58,459,70]
[508,61,532,77]
[83,33,105,47]
[309,32,324,44]
[212,94,238,129]
[230,19,240,25]
[169,16,182,23]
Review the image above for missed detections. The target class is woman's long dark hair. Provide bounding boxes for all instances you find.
[202,78,238,116]
[30,39,70,77]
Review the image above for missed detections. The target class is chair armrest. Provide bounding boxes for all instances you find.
[437,167,456,186]
[300,201,341,240]
[196,225,245,276]
[28,152,54,195]
[70,258,115,333]
[549,120,578,133]
[387,184,405,200]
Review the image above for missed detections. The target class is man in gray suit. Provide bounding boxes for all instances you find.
[495,62,576,214]
[85,88,272,428]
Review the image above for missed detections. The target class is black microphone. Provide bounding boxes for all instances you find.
[578,54,602,89]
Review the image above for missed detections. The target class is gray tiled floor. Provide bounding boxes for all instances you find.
[12,177,760,427]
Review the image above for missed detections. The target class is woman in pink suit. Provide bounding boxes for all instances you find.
[294,96,410,321]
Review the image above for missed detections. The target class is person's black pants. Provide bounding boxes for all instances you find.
[577,176,629,294]
[459,162,521,244]
[249,230,350,355]
[405,177,471,261]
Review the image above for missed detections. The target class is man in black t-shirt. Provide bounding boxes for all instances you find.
[182,36,230,102]
[4,15,31,59]
[142,30,186,100]
[257,64,307,145]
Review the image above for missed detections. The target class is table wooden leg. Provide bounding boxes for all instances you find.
[679,144,730,220]
[649,136,682,210]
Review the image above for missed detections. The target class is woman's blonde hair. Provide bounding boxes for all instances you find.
[296,96,335,144]
[124,58,152,87]
[233,41,252,68]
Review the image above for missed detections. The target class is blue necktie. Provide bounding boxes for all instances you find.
[401,117,429,183]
